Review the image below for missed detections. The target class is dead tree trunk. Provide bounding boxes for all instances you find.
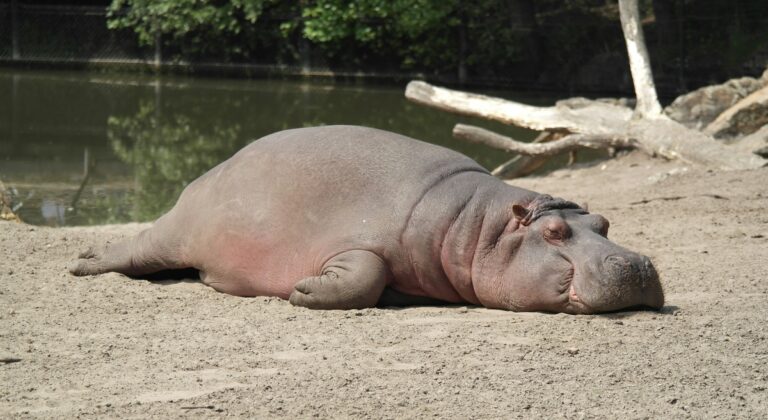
[404,0,766,174]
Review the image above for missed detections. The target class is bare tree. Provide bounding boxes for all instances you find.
[405,0,767,176]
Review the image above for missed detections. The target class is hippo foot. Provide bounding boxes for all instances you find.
[288,250,389,310]
[69,246,109,276]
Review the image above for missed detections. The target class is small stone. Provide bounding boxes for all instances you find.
[567,347,579,355]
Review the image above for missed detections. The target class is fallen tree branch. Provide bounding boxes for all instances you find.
[405,81,632,135]
[453,124,636,157]
[491,132,562,178]
[626,118,766,169]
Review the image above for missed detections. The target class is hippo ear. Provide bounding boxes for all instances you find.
[582,202,589,212]
[512,204,529,222]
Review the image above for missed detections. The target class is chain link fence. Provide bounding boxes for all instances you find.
[0,2,154,63]
[1,1,766,93]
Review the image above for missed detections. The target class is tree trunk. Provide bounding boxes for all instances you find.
[619,0,662,118]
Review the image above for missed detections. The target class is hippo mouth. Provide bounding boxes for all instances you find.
[567,278,593,314]
[559,259,593,313]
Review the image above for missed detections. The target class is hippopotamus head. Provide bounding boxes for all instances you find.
[473,195,664,314]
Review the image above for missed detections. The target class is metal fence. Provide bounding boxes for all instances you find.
[0,2,155,64]
[1,1,767,93]
[0,1,379,85]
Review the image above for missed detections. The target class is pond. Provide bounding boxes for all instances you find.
[1,68,580,226]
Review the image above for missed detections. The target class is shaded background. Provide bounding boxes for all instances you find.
[1,0,767,94]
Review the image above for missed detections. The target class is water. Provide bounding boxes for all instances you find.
[1,68,575,226]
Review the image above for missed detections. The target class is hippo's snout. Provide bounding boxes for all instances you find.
[577,252,664,312]
[602,253,663,309]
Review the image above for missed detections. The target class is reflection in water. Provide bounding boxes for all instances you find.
[108,100,242,220]
[1,69,559,226]
[41,199,67,225]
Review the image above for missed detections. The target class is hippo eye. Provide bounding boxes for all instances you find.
[544,225,570,242]
[544,228,561,240]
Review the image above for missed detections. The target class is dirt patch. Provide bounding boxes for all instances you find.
[2,151,767,418]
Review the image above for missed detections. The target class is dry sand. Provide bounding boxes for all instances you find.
[1,151,767,418]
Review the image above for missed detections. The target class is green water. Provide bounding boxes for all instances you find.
[1,68,569,226]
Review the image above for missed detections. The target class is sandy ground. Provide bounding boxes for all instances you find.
[1,151,767,419]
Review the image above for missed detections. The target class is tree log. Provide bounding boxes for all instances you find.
[453,124,635,157]
[627,117,766,168]
[405,81,631,135]
[491,132,561,178]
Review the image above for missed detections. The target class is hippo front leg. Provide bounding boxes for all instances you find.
[289,250,389,310]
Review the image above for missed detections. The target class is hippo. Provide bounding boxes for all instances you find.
[70,125,664,313]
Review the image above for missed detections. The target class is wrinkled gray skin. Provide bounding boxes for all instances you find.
[70,126,664,314]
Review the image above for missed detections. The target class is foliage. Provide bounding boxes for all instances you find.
[299,0,456,44]
[107,0,274,56]
[106,0,768,91]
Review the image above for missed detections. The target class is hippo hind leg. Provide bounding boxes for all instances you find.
[289,250,389,310]
[70,214,187,277]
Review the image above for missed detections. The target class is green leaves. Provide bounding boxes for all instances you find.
[107,0,272,54]
[301,0,457,44]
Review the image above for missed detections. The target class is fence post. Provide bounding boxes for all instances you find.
[299,37,310,73]
[11,0,20,60]
[458,16,467,85]
[154,32,162,68]
[11,74,19,144]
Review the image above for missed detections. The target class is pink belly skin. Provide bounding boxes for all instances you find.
[199,233,317,298]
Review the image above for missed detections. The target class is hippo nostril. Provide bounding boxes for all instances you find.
[604,254,630,267]
[602,254,642,284]
[604,255,631,270]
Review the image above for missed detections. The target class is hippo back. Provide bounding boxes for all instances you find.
[176,125,487,296]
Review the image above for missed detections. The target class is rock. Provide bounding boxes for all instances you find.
[664,75,766,130]
[704,86,768,139]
